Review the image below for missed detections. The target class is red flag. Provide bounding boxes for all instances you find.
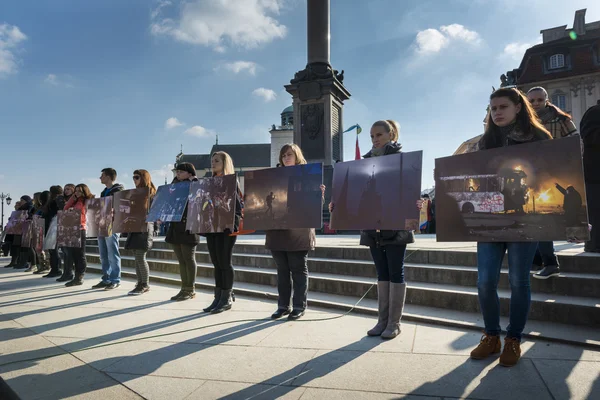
[355,135,361,160]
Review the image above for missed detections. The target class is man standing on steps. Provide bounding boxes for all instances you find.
[92,168,124,290]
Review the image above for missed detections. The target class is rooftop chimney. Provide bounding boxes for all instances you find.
[573,9,587,36]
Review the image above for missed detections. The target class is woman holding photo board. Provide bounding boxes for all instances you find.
[124,170,156,296]
[330,120,413,340]
[165,163,199,301]
[469,88,552,367]
[267,144,325,321]
[63,184,94,287]
[202,151,243,314]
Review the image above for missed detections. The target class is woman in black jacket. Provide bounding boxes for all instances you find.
[125,169,156,295]
[330,120,414,340]
[165,163,200,301]
[203,151,243,314]
[41,186,65,278]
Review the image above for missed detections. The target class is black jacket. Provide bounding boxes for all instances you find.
[100,183,125,198]
[166,179,200,246]
[359,142,415,247]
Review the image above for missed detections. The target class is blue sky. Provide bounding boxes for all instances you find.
[1,0,599,207]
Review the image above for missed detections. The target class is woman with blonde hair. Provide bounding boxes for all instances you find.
[203,151,243,314]
[267,143,324,320]
[125,169,157,295]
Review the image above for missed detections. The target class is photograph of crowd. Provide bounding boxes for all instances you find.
[435,136,589,242]
[330,151,423,230]
[243,163,323,230]
[32,215,45,252]
[186,175,237,234]
[21,220,33,248]
[146,181,190,222]
[113,187,150,233]
[6,210,28,235]
[57,209,83,248]
[86,197,114,238]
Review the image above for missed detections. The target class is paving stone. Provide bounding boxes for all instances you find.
[533,359,600,400]
[186,380,306,400]
[108,373,205,400]
[299,388,442,399]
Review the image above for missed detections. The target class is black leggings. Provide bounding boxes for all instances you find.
[206,233,237,290]
[68,230,87,279]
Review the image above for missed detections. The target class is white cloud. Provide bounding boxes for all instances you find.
[44,74,58,85]
[0,24,27,78]
[149,164,175,185]
[252,87,277,102]
[502,42,533,61]
[184,125,214,138]
[150,0,287,51]
[414,24,480,54]
[216,61,258,75]
[165,117,184,130]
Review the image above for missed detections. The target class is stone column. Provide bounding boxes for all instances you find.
[307,0,330,66]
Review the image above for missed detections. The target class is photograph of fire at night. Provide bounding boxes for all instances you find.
[435,136,589,242]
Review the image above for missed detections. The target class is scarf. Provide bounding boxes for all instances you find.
[536,106,555,124]
[498,121,534,145]
[369,146,386,157]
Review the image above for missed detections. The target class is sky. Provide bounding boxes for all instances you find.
[1,0,599,211]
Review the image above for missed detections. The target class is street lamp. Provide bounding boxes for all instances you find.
[1,193,12,232]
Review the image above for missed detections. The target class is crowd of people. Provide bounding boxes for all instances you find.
[1,85,599,370]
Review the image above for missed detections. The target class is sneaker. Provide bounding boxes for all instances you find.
[287,309,305,320]
[44,271,63,278]
[271,308,291,319]
[34,266,50,274]
[530,264,543,272]
[470,333,501,360]
[499,337,521,367]
[533,265,560,279]
[92,281,111,289]
[104,282,120,290]
[65,279,83,287]
[177,291,196,301]
[25,265,38,273]
[56,275,74,282]
[128,285,149,296]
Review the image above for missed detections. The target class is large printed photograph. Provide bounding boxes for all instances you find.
[113,187,150,233]
[330,151,423,231]
[57,209,82,248]
[435,136,589,242]
[146,181,190,222]
[186,175,237,234]
[86,197,113,238]
[32,215,45,252]
[5,211,28,235]
[21,220,33,247]
[243,163,323,230]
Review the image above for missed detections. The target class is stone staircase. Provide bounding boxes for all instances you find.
[85,236,600,346]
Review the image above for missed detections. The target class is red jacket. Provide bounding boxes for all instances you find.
[64,196,87,229]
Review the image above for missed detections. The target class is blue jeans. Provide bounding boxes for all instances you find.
[369,244,407,283]
[98,234,121,284]
[533,241,559,267]
[477,242,538,341]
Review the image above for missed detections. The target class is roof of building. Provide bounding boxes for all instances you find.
[282,105,293,114]
[177,143,271,171]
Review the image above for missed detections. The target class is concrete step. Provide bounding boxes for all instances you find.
[86,245,600,299]
[83,263,600,348]
[86,253,600,328]
[86,238,600,273]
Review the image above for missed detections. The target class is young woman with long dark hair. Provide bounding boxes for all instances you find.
[54,184,75,280]
[166,163,200,301]
[202,151,243,314]
[267,144,324,320]
[125,169,156,295]
[470,88,552,367]
[64,184,94,287]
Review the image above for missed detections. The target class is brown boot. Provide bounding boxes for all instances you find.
[367,281,389,336]
[499,337,521,367]
[470,333,501,360]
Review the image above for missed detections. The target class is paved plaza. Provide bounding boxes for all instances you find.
[1,248,599,400]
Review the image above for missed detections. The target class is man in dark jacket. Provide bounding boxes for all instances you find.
[581,100,600,252]
[92,168,124,290]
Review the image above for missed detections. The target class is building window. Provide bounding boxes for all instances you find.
[549,54,565,70]
[552,92,567,111]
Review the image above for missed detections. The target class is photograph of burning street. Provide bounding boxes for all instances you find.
[186,175,237,234]
[330,151,423,231]
[146,181,190,223]
[57,209,82,248]
[5,210,28,235]
[113,187,150,234]
[435,136,589,242]
[85,197,113,238]
[243,163,323,230]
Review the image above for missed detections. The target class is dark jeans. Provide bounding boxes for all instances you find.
[49,249,62,274]
[477,242,538,341]
[272,250,309,311]
[60,247,74,277]
[69,230,87,280]
[369,244,407,283]
[170,243,197,291]
[532,241,559,267]
[206,234,237,290]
